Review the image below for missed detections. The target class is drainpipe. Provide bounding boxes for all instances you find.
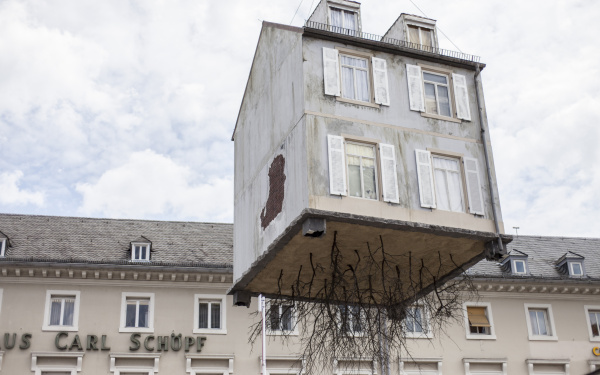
[474,64,505,259]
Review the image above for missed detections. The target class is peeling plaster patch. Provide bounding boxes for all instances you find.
[260,154,286,229]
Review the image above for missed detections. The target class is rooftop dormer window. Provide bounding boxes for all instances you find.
[326,1,361,35]
[399,14,438,51]
[130,236,151,262]
[556,251,585,278]
[500,249,529,276]
[0,238,5,257]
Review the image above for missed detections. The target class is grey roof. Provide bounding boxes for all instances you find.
[470,235,600,281]
[0,214,232,269]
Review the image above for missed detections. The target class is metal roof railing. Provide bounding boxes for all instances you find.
[304,20,481,64]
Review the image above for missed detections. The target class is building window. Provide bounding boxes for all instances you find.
[423,71,452,117]
[399,358,442,375]
[110,353,160,375]
[32,352,83,375]
[569,261,583,276]
[43,291,81,332]
[329,7,357,33]
[340,55,370,102]
[464,302,496,340]
[432,155,464,212]
[339,305,362,335]
[268,303,296,334]
[346,142,378,200]
[0,238,5,256]
[513,259,527,274]
[407,25,435,50]
[120,292,154,333]
[463,358,507,375]
[405,306,432,338]
[525,304,557,341]
[131,243,150,261]
[194,294,227,334]
[526,359,569,375]
[585,306,600,341]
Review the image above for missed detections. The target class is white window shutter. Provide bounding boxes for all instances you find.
[415,149,436,208]
[323,47,341,97]
[372,57,390,106]
[463,157,484,215]
[379,143,399,203]
[452,73,471,121]
[327,135,347,196]
[406,64,425,112]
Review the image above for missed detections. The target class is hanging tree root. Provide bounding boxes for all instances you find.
[249,231,477,374]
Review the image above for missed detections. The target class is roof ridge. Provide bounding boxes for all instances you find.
[0,213,233,226]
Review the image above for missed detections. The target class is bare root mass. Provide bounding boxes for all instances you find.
[249,231,477,374]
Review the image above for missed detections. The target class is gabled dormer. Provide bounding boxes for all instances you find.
[306,0,362,35]
[500,249,529,276]
[0,230,8,257]
[556,251,585,277]
[383,13,438,51]
[130,236,152,262]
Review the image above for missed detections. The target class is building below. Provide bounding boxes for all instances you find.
[0,214,598,374]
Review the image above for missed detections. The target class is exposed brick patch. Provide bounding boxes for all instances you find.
[260,154,286,229]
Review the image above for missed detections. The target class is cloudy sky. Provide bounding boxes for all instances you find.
[0,0,598,237]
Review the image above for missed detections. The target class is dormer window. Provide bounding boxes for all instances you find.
[513,259,527,275]
[0,238,5,257]
[556,252,585,277]
[398,14,438,51]
[500,249,529,275]
[130,236,152,262]
[407,25,434,50]
[330,7,357,33]
[570,262,583,276]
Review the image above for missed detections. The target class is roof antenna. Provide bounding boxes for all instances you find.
[513,226,520,237]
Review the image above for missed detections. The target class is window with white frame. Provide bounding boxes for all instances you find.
[268,303,296,334]
[43,290,81,331]
[399,358,442,375]
[526,359,569,375]
[131,243,150,261]
[194,294,227,334]
[340,55,370,102]
[32,352,83,375]
[569,261,584,276]
[339,305,362,335]
[464,302,496,339]
[346,142,378,200]
[463,358,507,375]
[513,259,527,274]
[120,292,154,333]
[405,306,431,338]
[406,64,471,122]
[415,149,484,215]
[407,25,435,51]
[329,7,358,33]
[585,305,600,341]
[524,303,557,340]
[186,354,234,375]
[0,238,6,256]
[110,353,160,375]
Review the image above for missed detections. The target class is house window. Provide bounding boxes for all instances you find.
[329,7,357,33]
[525,304,557,340]
[346,142,377,200]
[340,55,370,102]
[585,306,600,341]
[131,243,150,261]
[569,261,583,276]
[109,353,160,375]
[464,303,496,340]
[43,291,81,332]
[339,305,362,334]
[32,352,83,375]
[405,306,431,338]
[423,71,452,117]
[400,358,442,375]
[0,239,5,256]
[407,25,435,50]
[120,293,154,333]
[194,294,227,334]
[432,155,464,212]
[268,303,295,333]
[513,259,527,274]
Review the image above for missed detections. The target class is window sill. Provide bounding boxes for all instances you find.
[528,334,558,341]
[466,333,496,340]
[405,332,433,339]
[120,327,154,333]
[420,112,461,124]
[42,325,78,332]
[193,328,227,335]
[589,336,600,342]
[336,96,380,109]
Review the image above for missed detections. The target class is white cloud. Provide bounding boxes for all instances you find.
[76,150,232,222]
[0,171,45,206]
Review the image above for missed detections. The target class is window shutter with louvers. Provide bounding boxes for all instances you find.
[327,135,347,196]
[415,149,436,208]
[372,57,390,106]
[379,143,399,203]
[323,47,341,97]
[452,73,471,121]
[406,64,425,112]
[463,157,484,215]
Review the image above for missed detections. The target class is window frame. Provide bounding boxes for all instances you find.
[0,239,6,257]
[406,24,436,50]
[345,140,379,201]
[334,48,378,108]
[512,259,528,275]
[328,3,361,34]
[267,302,298,336]
[193,294,227,335]
[338,305,364,336]
[110,353,160,375]
[422,71,453,118]
[430,153,467,213]
[417,64,460,123]
[463,302,496,340]
[119,292,155,333]
[568,261,584,276]
[404,305,432,339]
[399,358,442,375]
[584,305,600,342]
[31,352,83,375]
[524,303,558,341]
[42,290,81,332]
[131,242,151,262]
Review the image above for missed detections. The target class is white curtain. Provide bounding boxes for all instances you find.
[63,299,75,326]
[341,66,355,100]
[211,303,221,329]
[198,303,208,328]
[433,157,463,212]
[344,11,356,33]
[50,300,62,325]
[330,8,342,31]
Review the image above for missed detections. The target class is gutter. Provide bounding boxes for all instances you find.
[0,260,232,274]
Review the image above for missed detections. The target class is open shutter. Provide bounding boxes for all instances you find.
[415,149,436,208]
[452,73,471,121]
[323,47,341,97]
[406,64,425,112]
[327,135,347,196]
[379,143,399,203]
[463,157,484,215]
[372,57,390,106]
